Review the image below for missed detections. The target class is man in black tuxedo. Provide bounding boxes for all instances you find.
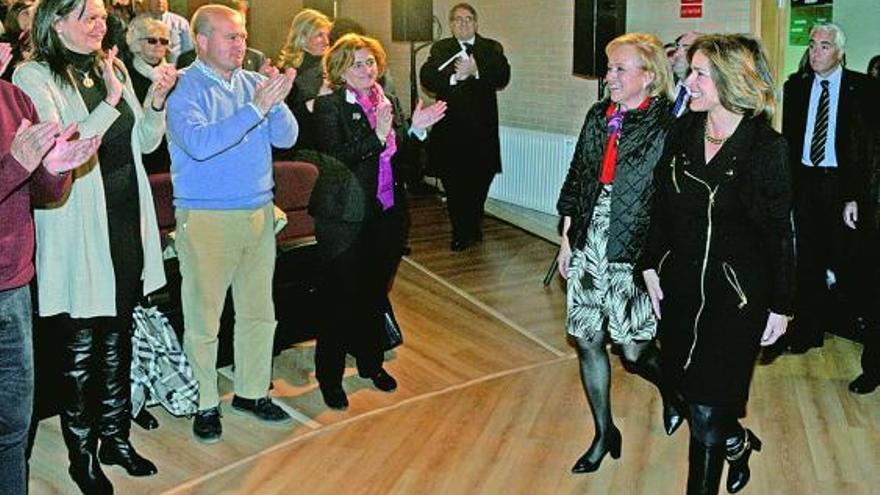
[419,2,510,251]
[782,23,876,355]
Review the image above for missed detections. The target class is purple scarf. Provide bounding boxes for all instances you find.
[349,83,397,210]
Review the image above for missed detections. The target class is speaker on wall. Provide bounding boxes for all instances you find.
[303,0,335,17]
[392,0,433,42]
[573,0,627,78]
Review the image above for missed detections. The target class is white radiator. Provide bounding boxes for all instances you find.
[489,126,577,215]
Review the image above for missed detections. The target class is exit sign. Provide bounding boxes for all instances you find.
[681,0,703,18]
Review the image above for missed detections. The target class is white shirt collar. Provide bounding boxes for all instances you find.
[193,59,241,90]
[458,37,476,47]
[814,64,843,87]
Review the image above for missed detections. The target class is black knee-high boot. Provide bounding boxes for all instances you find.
[571,337,621,474]
[61,326,113,495]
[623,342,686,435]
[725,425,762,493]
[96,324,157,477]
[687,440,725,495]
[685,404,731,495]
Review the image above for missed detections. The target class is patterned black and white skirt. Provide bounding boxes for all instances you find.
[566,185,657,344]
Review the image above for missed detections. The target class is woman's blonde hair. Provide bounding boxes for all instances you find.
[605,32,675,101]
[276,8,331,69]
[688,34,776,120]
[125,14,169,56]
[323,33,387,89]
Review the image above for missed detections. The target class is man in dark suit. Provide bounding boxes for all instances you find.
[850,73,880,394]
[669,31,699,117]
[782,23,876,355]
[419,2,510,251]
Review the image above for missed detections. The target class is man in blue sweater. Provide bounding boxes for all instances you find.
[166,4,298,443]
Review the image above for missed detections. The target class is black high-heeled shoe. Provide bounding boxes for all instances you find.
[725,428,762,493]
[570,427,622,474]
[663,392,686,436]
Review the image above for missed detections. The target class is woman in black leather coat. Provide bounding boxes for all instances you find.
[641,34,794,495]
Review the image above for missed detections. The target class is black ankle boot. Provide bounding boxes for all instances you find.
[687,441,725,495]
[725,428,762,493]
[98,437,158,477]
[627,344,685,435]
[571,427,622,474]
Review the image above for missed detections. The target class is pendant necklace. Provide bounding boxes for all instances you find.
[71,66,95,88]
[80,69,95,88]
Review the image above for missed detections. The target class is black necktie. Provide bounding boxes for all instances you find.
[810,80,831,166]
[464,42,474,55]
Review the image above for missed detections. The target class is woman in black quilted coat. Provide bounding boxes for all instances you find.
[556,33,678,475]
[640,34,794,495]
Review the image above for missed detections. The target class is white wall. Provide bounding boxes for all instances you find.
[627,0,752,42]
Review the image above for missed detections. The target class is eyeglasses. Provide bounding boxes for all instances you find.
[451,16,475,25]
[351,57,377,70]
[143,37,170,46]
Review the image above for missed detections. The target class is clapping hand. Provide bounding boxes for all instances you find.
[253,68,296,116]
[410,99,447,132]
[375,100,393,141]
[150,64,177,110]
[258,58,279,79]
[43,123,102,175]
[11,120,62,173]
[0,42,12,76]
[102,46,124,106]
[454,55,477,81]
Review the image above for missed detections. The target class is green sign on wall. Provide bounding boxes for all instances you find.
[790,0,833,46]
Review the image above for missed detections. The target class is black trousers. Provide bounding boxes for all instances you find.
[792,167,862,345]
[441,163,496,243]
[314,205,404,387]
[859,202,880,380]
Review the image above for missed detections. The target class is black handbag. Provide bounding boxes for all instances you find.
[382,308,404,350]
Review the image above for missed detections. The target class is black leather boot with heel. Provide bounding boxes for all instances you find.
[725,428,762,493]
[625,344,686,435]
[687,441,725,495]
[97,326,157,477]
[61,327,114,495]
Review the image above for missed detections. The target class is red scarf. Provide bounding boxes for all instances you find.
[599,97,651,184]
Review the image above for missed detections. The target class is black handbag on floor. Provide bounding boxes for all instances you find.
[382,308,404,350]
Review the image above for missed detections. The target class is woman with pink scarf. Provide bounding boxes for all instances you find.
[311,34,446,410]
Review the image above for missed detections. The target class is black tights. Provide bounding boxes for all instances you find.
[573,336,664,462]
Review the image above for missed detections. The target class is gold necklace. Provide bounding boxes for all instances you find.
[704,121,728,145]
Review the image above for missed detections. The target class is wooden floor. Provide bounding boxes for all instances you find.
[29,196,880,495]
